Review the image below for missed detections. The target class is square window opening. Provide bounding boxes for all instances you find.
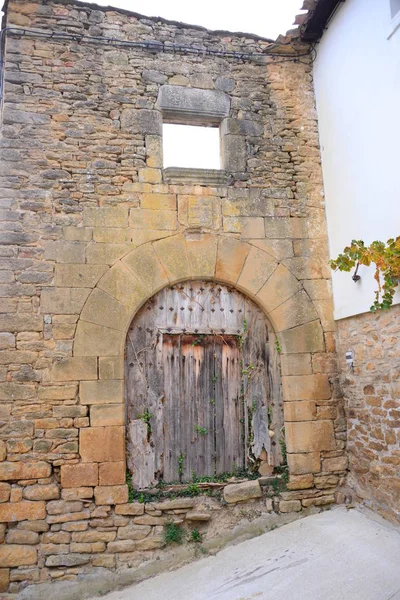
[163,123,221,170]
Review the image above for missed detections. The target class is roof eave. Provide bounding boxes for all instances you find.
[300,0,345,42]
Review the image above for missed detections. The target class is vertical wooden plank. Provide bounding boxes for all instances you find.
[128,420,155,489]
[243,308,273,466]
[162,334,181,481]
[266,338,284,465]
[215,335,243,474]
[126,309,157,487]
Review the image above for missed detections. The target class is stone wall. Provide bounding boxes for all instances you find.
[0,0,345,593]
[337,306,400,524]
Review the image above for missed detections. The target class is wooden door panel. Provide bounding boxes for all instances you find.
[125,281,283,488]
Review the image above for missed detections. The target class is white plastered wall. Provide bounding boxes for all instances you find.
[313,0,400,319]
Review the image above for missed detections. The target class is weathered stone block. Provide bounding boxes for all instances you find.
[42,531,71,544]
[0,545,37,567]
[40,288,90,315]
[90,404,124,427]
[281,321,325,354]
[61,463,98,488]
[129,208,176,230]
[153,235,190,281]
[153,498,195,511]
[140,193,176,210]
[86,242,132,265]
[286,421,336,453]
[282,374,331,401]
[83,207,129,228]
[0,483,10,503]
[281,354,312,376]
[223,216,264,237]
[186,233,218,278]
[264,218,307,239]
[46,500,83,515]
[45,554,89,567]
[0,461,51,481]
[122,244,169,295]
[80,426,125,463]
[51,356,98,382]
[237,246,276,294]
[284,401,317,422]
[98,261,146,309]
[221,118,263,137]
[7,530,39,544]
[70,541,106,553]
[99,356,124,380]
[223,480,262,503]
[54,264,107,288]
[120,109,162,134]
[107,539,136,553]
[72,530,116,543]
[74,321,123,357]
[99,461,126,486]
[115,503,144,516]
[136,536,165,550]
[156,85,230,123]
[256,264,301,314]
[117,523,151,540]
[270,291,319,332]
[323,456,348,472]
[286,474,314,490]
[81,288,132,332]
[279,500,302,513]
[0,440,5,462]
[287,452,321,475]
[138,168,162,184]
[23,483,59,501]
[53,241,86,264]
[80,380,123,405]
[61,487,93,501]
[215,237,250,284]
[0,501,46,522]
[185,511,211,521]
[94,485,128,505]
[302,495,335,508]
[0,568,9,593]
[222,135,246,171]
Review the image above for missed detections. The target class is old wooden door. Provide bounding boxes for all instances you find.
[125,281,283,489]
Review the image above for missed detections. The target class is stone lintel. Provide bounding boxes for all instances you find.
[156,85,230,124]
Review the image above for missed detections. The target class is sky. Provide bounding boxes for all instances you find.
[78,0,305,40]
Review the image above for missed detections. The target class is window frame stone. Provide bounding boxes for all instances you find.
[155,84,248,181]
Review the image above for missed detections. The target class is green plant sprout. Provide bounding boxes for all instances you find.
[188,529,203,543]
[194,425,208,436]
[138,409,152,433]
[163,521,184,545]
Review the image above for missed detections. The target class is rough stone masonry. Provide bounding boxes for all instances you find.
[0,0,346,593]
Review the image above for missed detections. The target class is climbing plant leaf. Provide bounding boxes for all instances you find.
[329,236,400,311]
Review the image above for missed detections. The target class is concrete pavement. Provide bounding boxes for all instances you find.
[92,507,400,600]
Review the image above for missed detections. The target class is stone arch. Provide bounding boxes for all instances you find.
[63,232,334,487]
[73,233,325,359]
